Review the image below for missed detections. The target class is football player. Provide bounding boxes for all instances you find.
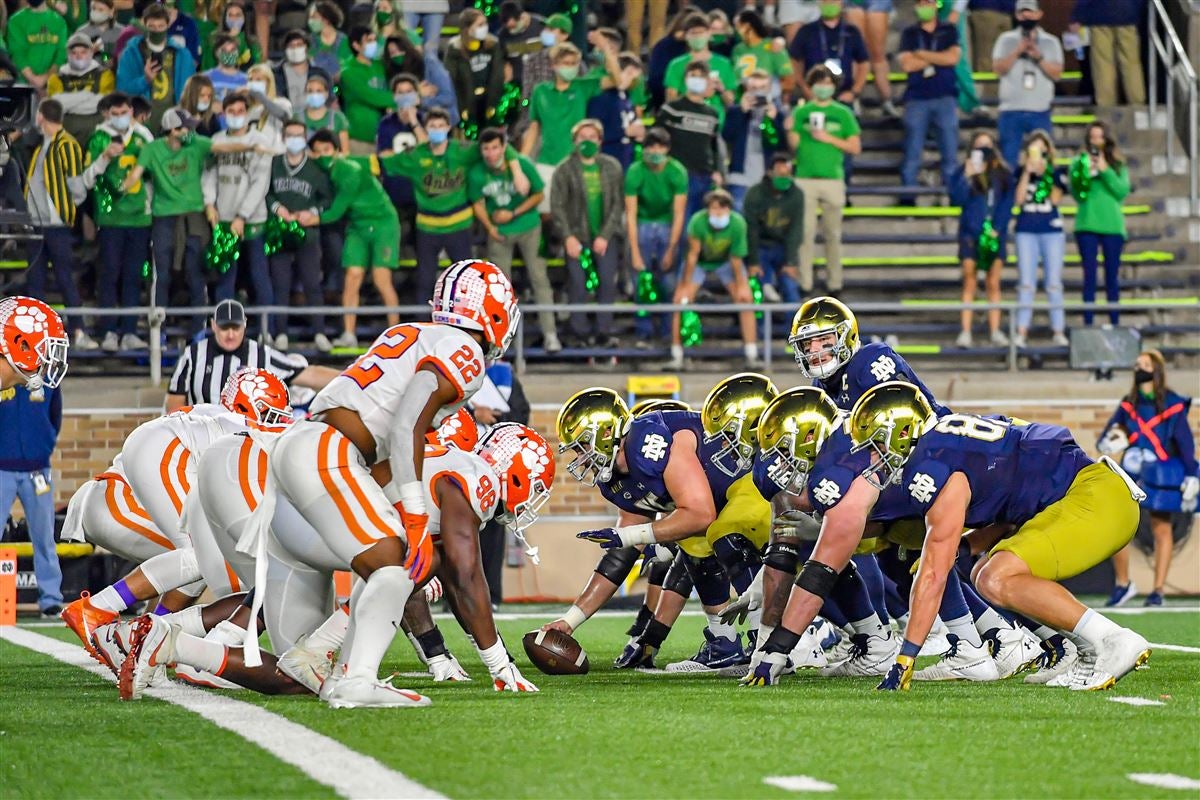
[0,296,69,397]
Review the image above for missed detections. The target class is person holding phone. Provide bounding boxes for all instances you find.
[115,3,196,132]
[991,0,1062,168]
[1072,121,1131,327]
[1012,129,1069,348]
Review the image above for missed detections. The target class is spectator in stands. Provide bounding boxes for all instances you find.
[72,92,152,353]
[179,74,220,136]
[626,127,688,343]
[301,74,350,152]
[203,91,273,329]
[308,2,350,80]
[1069,0,1146,107]
[402,0,449,54]
[522,41,619,215]
[161,0,202,67]
[788,64,860,294]
[116,4,195,132]
[469,128,559,353]
[660,60,723,220]
[706,10,737,59]
[374,0,404,41]
[376,72,422,219]
[1100,350,1198,608]
[664,13,736,116]
[383,30,425,83]
[627,0,669,54]
[586,52,645,170]
[843,0,900,118]
[23,99,93,349]
[550,119,624,348]
[1011,129,1069,348]
[202,0,259,71]
[6,0,67,95]
[309,129,401,348]
[992,0,1062,168]
[744,152,805,304]
[77,0,123,65]
[733,9,794,98]
[520,12,571,99]
[788,0,869,105]
[273,30,331,113]
[897,0,961,205]
[967,0,1014,72]
[245,64,292,151]
[340,26,394,154]
[670,189,759,370]
[949,130,1014,349]
[0,382,64,618]
[497,1,545,87]
[1073,121,1131,327]
[646,6,691,109]
[268,118,333,351]
[444,9,505,134]
[205,34,248,103]
[723,69,784,210]
[48,32,114,145]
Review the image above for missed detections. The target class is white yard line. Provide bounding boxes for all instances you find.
[763,775,839,793]
[0,627,445,800]
[1127,774,1200,791]
[1102,606,1200,615]
[1148,642,1200,654]
[1107,696,1166,707]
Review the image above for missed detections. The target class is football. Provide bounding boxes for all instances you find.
[522,629,590,675]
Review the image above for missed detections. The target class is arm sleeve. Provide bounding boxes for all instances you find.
[386,369,440,491]
[201,162,216,206]
[1097,164,1131,201]
[947,164,970,206]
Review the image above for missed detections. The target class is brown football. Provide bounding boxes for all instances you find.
[521,629,590,675]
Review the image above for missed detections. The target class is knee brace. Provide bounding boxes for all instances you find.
[683,553,730,607]
[662,550,695,597]
[645,556,671,587]
[763,539,802,576]
[594,546,640,585]
[413,627,449,660]
[711,534,763,595]
[794,559,839,599]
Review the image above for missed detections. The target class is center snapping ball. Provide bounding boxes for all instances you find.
[522,629,590,675]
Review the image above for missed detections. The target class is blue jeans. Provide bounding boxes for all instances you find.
[997,109,1053,172]
[901,95,959,194]
[97,226,150,336]
[727,183,748,212]
[1076,231,1124,325]
[756,242,801,304]
[634,221,679,338]
[1015,231,1065,332]
[685,172,712,223]
[151,214,207,335]
[404,12,445,52]
[0,469,62,611]
[214,234,273,335]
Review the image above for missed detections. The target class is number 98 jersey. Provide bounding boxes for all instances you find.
[310,322,487,462]
[421,444,502,542]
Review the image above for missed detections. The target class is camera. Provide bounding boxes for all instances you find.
[0,84,36,134]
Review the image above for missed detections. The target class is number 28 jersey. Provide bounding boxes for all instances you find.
[310,323,486,463]
[422,444,500,542]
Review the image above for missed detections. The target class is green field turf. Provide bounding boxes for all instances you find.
[3,607,1198,800]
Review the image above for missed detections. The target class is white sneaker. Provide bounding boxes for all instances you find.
[919,632,951,657]
[663,357,684,372]
[1073,629,1152,691]
[819,631,898,677]
[1024,638,1078,685]
[119,615,177,701]
[120,333,148,351]
[760,282,781,303]
[324,675,431,709]
[955,330,972,348]
[987,626,1042,679]
[1052,331,1070,346]
[783,627,828,674]
[1012,334,1027,349]
[74,329,100,351]
[1052,646,1097,689]
[989,329,1009,346]
[313,333,333,353]
[274,333,289,350]
[881,99,902,119]
[331,331,358,349]
[100,331,120,353]
[175,663,244,690]
[277,634,334,694]
[914,637,1001,681]
[543,332,563,353]
[90,622,126,675]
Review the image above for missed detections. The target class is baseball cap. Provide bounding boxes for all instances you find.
[1015,0,1040,11]
[213,299,247,328]
[160,106,198,133]
[545,13,572,35]
[67,32,93,50]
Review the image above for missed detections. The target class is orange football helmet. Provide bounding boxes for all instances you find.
[430,259,521,361]
[220,367,293,428]
[475,422,555,533]
[426,406,479,451]
[0,296,69,392]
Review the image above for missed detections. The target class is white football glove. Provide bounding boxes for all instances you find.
[1181,476,1199,511]
[719,567,764,626]
[1097,426,1129,456]
[427,652,471,682]
[491,661,539,693]
[422,576,444,603]
[771,509,823,541]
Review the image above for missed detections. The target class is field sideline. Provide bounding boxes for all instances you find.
[2,605,1198,800]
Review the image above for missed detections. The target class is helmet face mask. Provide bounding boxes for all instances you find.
[701,373,778,479]
[561,428,613,487]
[763,430,819,497]
[555,388,630,488]
[705,413,754,478]
[0,296,69,392]
[757,387,840,497]
[852,424,907,490]
[847,381,935,491]
[788,297,860,380]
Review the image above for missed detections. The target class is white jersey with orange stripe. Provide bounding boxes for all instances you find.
[309,323,487,464]
[154,403,253,455]
[422,444,501,541]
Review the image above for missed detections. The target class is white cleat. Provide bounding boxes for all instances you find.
[783,628,828,674]
[913,637,1001,682]
[819,631,898,677]
[1024,638,1078,685]
[277,634,334,694]
[90,622,127,676]
[1072,629,1152,691]
[119,615,178,701]
[986,626,1043,679]
[175,663,244,690]
[919,632,951,657]
[319,664,345,702]
[1049,646,1096,688]
[324,675,432,709]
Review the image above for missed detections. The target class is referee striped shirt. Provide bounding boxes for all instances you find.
[168,336,308,405]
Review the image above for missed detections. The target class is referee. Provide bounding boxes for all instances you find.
[166,299,340,411]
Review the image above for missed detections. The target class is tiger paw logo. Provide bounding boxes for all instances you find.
[13,304,49,335]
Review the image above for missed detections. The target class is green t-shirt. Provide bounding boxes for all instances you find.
[86,127,153,228]
[6,8,68,75]
[303,107,350,137]
[467,153,544,237]
[136,135,213,216]
[582,162,603,239]
[687,210,748,271]
[383,141,515,233]
[528,75,603,166]
[791,101,860,181]
[320,156,397,227]
[339,58,395,144]
[664,51,736,121]
[625,158,688,223]
[731,39,794,81]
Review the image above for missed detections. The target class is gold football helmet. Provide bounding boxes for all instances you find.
[556,387,631,486]
[701,372,779,477]
[788,296,860,380]
[847,381,935,490]
[630,398,692,416]
[756,387,841,496]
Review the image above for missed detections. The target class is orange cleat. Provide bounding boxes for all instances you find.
[61,591,118,664]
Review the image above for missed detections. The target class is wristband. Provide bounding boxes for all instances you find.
[476,639,509,672]
[562,605,588,631]
[397,480,426,517]
[899,640,922,660]
[616,523,656,547]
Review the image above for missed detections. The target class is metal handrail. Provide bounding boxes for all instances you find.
[1147,0,1199,214]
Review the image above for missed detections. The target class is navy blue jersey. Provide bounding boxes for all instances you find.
[751,450,791,502]
[599,410,744,517]
[816,342,951,416]
[807,426,920,523]
[901,415,1093,527]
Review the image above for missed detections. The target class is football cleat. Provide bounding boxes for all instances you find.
[319,664,345,702]
[613,637,659,670]
[119,614,178,701]
[913,635,1001,682]
[1025,638,1078,685]
[810,617,840,651]
[819,631,898,677]
[277,634,335,694]
[61,592,118,664]
[665,629,745,673]
[1072,629,1151,691]
[324,675,432,709]
[784,627,829,673]
[984,625,1042,679]
[90,622,127,676]
[1051,646,1098,689]
[175,664,244,690]
[1104,582,1137,607]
